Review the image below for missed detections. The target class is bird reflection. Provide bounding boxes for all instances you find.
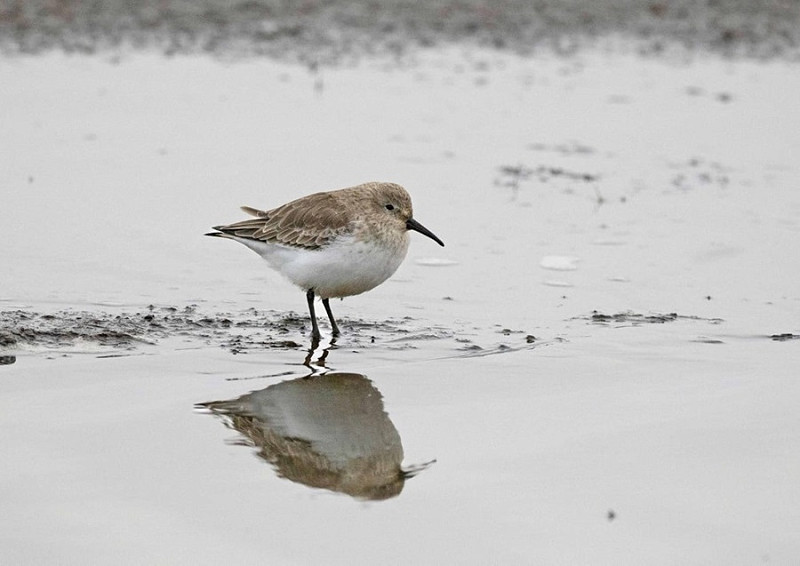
[199,372,432,500]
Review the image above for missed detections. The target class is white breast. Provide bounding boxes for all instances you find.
[234,233,410,299]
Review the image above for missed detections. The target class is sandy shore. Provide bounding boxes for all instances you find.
[2,5,800,564]
[1,0,799,62]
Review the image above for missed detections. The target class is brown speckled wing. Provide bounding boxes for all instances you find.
[213,192,353,250]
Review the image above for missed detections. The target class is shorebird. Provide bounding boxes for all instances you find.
[206,181,444,339]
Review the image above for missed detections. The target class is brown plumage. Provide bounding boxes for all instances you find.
[206,181,444,340]
[210,182,415,250]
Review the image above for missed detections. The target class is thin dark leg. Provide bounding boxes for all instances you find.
[322,298,340,336]
[306,288,321,339]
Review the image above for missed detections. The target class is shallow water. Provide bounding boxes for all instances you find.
[2,45,800,564]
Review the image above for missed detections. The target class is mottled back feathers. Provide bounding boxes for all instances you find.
[210,182,413,250]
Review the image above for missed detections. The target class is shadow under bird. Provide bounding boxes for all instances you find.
[206,181,444,339]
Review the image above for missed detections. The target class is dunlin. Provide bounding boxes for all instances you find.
[206,181,444,339]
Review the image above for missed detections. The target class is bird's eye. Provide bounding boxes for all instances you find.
[385,204,395,211]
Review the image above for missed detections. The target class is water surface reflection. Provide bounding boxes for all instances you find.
[199,372,432,500]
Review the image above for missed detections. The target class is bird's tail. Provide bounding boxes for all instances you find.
[205,228,235,239]
[207,205,270,240]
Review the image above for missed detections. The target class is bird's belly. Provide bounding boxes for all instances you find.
[243,235,410,298]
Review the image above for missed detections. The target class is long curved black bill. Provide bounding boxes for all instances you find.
[406,218,445,247]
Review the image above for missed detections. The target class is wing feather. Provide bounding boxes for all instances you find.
[240,206,267,217]
[212,191,353,250]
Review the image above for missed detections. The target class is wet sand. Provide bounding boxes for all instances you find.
[2,0,799,61]
[2,3,800,564]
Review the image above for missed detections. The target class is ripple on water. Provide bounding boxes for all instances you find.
[540,255,580,271]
